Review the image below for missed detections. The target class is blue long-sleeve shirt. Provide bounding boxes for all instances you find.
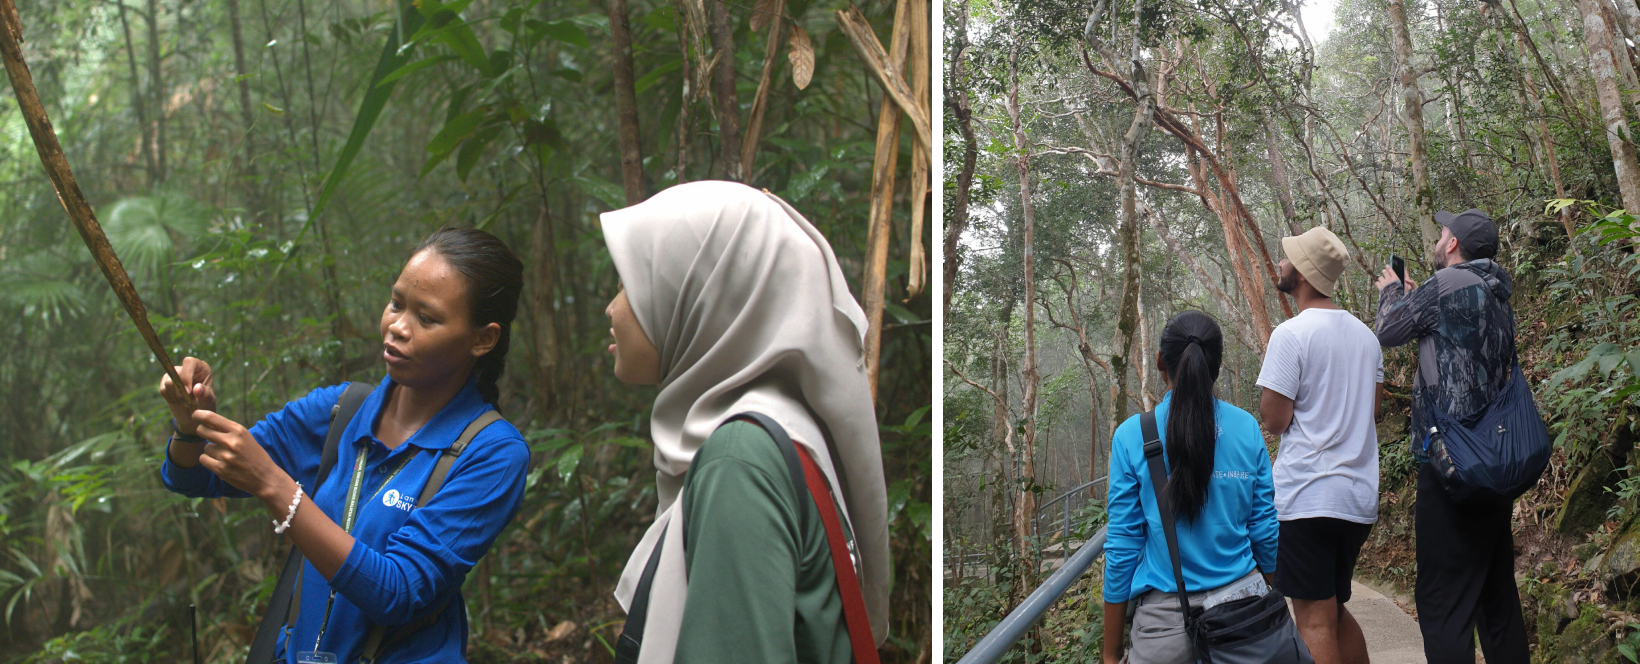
[1102,393,1279,603]
[161,377,529,663]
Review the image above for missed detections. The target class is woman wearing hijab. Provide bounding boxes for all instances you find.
[1100,311,1284,664]
[157,228,530,663]
[599,181,891,664]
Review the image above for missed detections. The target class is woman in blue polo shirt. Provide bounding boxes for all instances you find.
[156,228,530,664]
[1100,311,1282,664]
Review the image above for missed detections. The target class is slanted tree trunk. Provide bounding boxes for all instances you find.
[608,0,645,203]
[945,0,978,317]
[1184,148,1273,351]
[1580,0,1640,214]
[1387,0,1440,256]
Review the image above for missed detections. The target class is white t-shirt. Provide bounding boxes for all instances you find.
[1256,308,1383,524]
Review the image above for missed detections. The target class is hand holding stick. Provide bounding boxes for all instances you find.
[0,0,193,408]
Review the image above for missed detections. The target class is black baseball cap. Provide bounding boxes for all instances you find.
[1434,208,1498,259]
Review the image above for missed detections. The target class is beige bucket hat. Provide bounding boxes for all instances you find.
[1280,226,1349,298]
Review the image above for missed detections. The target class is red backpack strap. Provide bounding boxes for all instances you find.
[729,412,879,663]
[794,444,880,664]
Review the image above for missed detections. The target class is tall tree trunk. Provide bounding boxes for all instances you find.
[861,0,912,399]
[1613,0,1640,53]
[1110,7,1153,433]
[226,0,261,222]
[116,0,156,186]
[945,0,978,317]
[1515,32,1578,244]
[294,0,323,171]
[905,0,930,298]
[707,0,742,181]
[530,205,560,414]
[1600,0,1640,133]
[987,300,1016,578]
[1263,114,1303,235]
[1387,0,1441,256]
[1005,32,1039,578]
[1135,280,1153,409]
[146,0,166,182]
[740,0,784,181]
[608,0,646,203]
[1580,0,1640,214]
[672,0,695,180]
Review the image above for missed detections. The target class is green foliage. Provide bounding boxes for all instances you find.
[17,615,175,664]
[101,191,210,276]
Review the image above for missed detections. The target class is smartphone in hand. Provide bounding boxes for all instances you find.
[1391,254,1406,286]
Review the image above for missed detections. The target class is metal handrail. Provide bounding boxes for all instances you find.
[1036,478,1104,515]
[1032,477,1107,565]
[953,526,1107,664]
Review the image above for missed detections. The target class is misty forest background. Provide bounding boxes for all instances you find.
[0,0,934,660]
[943,0,1640,658]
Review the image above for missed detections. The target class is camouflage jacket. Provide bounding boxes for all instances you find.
[1375,259,1518,455]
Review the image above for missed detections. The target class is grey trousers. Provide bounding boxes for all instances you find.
[1125,585,1212,664]
[1124,570,1271,664]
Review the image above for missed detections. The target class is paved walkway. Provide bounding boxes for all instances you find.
[1346,579,1425,664]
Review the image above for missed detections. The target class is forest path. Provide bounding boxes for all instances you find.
[1343,579,1425,664]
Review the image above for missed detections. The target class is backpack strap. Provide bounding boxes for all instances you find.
[245,381,373,664]
[1140,410,1200,661]
[732,411,879,664]
[358,408,502,664]
[613,523,668,664]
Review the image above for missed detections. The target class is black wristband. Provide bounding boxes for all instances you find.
[171,419,206,444]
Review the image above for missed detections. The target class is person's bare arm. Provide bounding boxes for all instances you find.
[1374,383,1384,421]
[1102,601,1127,664]
[1259,387,1295,437]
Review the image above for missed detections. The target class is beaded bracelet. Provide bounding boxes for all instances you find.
[273,486,304,534]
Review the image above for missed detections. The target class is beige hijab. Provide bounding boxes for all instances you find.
[603,181,890,661]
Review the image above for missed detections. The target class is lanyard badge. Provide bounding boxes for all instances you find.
[310,445,414,655]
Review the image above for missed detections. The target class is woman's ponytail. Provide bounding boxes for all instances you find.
[1157,310,1224,522]
[410,228,523,406]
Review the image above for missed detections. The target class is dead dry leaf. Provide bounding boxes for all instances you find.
[545,620,577,642]
[789,25,813,90]
[750,0,781,32]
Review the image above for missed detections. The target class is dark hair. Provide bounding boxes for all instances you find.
[410,228,523,405]
[1457,243,1478,262]
[1158,310,1223,522]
